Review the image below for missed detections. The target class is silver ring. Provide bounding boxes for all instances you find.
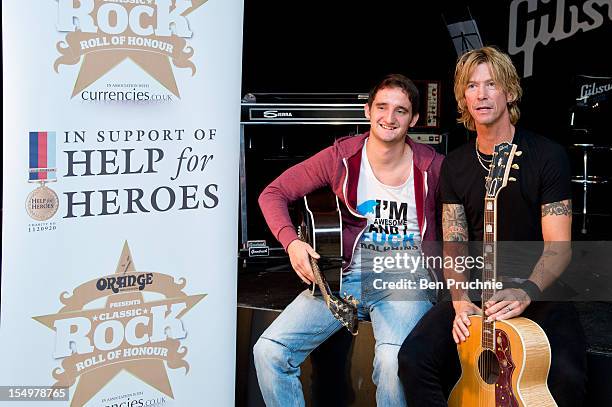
[506,306,512,313]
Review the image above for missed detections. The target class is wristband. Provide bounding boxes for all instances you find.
[520,280,542,301]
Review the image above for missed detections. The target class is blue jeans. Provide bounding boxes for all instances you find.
[253,271,432,407]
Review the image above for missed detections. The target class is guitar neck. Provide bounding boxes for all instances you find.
[482,197,498,304]
[479,141,518,351]
[482,197,497,350]
[309,256,334,306]
[299,188,358,335]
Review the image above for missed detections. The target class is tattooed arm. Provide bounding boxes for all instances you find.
[485,199,572,321]
[442,204,470,295]
[443,204,482,342]
[442,203,470,296]
[529,199,572,289]
[443,203,469,242]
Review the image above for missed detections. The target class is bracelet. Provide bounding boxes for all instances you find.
[520,280,542,301]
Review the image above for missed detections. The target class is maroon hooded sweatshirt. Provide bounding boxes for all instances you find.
[259,132,444,272]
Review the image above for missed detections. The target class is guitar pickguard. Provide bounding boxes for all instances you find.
[495,329,519,407]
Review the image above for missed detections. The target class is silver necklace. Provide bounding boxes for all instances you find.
[475,133,516,171]
[475,139,492,171]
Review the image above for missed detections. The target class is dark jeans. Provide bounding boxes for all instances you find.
[398,301,587,407]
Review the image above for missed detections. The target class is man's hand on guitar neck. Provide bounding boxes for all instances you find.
[484,288,531,322]
[452,288,532,343]
[452,300,482,344]
[287,239,320,284]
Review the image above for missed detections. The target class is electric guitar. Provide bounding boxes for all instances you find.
[448,142,557,406]
[296,188,359,335]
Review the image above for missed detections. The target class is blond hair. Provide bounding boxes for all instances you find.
[454,46,522,131]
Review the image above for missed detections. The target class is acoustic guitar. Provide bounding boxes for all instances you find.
[296,188,359,335]
[448,142,556,407]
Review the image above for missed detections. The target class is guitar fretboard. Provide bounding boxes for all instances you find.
[482,198,497,350]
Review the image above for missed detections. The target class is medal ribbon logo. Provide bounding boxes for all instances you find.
[29,131,57,182]
[26,131,59,221]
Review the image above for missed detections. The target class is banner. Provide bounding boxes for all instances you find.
[1,1,244,406]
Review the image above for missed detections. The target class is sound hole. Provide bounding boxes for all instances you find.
[478,349,500,384]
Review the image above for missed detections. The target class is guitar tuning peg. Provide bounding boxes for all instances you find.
[509,177,517,182]
[512,164,519,169]
[515,151,523,156]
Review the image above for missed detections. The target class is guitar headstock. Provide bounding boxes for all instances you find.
[485,142,520,199]
[328,294,359,335]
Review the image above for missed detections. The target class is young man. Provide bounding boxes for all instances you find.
[254,74,444,406]
[397,47,587,406]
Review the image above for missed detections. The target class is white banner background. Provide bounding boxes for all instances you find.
[1,0,243,405]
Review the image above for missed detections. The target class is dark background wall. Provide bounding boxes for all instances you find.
[241,0,612,148]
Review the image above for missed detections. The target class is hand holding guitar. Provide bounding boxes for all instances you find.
[294,188,359,334]
[452,300,482,344]
[287,239,320,284]
[484,288,531,321]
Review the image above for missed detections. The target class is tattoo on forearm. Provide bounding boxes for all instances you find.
[443,204,468,241]
[541,200,572,217]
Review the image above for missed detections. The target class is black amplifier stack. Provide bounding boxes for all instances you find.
[238,88,444,260]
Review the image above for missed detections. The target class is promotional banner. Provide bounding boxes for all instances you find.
[1,1,244,406]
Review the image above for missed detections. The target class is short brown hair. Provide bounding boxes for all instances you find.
[454,46,522,131]
[368,74,420,115]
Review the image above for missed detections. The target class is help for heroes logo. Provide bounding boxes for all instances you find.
[54,0,208,98]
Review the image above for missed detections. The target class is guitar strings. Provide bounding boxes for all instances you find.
[487,203,492,404]
[488,197,499,405]
[484,196,497,405]
[480,149,511,405]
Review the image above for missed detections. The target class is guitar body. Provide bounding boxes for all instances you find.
[448,315,557,407]
[297,187,359,335]
[300,188,343,293]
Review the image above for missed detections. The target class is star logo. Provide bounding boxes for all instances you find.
[33,242,206,406]
[53,0,209,98]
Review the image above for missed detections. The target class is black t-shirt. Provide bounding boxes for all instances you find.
[440,128,572,242]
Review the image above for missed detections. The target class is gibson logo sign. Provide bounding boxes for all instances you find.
[578,79,612,103]
[508,0,612,78]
